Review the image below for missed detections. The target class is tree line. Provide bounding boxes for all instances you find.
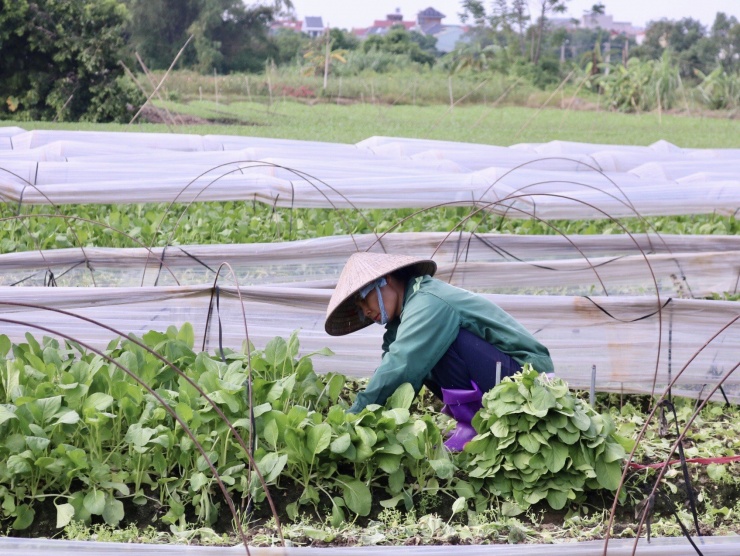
[1,0,738,122]
[0,0,293,122]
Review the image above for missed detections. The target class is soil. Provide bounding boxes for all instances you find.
[135,104,209,125]
[135,104,266,126]
[3,465,736,547]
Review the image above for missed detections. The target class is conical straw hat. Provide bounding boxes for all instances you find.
[325,252,436,336]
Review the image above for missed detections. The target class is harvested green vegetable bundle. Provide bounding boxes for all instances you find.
[465,366,627,511]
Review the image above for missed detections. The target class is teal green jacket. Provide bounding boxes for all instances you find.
[348,276,553,413]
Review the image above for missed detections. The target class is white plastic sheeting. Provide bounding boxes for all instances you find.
[7,129,374,155]
[3,535,740,555]
[0,286,737,401]
[4,169,740,218]
[2,233,739,299]
[1,128,739,218]
[1,130,738,399]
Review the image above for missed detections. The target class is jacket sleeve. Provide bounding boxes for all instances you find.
[348,292,460,413]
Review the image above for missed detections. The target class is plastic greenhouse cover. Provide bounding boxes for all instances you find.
[7,129,370,154]
[3,160,657,187]
[0,139,159,161]
[0,286,737,401]
[3,164,739,218]
[5,169,740,220]
[3,536,740,555]
[0,125,25,137]
[629,160,740,181]
[1,128,739,219]
[2,172,515,208]
[2,233,739,299]
[1,158,471,186]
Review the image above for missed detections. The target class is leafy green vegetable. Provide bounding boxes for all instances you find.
[466,366,626,511]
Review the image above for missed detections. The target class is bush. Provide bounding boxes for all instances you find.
[0,0,143,122]
[597,53,681,112]
[334,50,422,76]
[511,58,563,90]
[695,67,740,110]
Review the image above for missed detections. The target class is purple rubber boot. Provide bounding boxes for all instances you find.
[441,381,483,451]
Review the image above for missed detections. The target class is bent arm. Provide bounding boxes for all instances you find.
[348,294,460,413]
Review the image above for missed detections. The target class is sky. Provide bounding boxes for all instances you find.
[289,0,740,31]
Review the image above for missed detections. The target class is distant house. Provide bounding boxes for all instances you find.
[548,17,579,31]
[416,6,471,54]
[270,18,303,34]
[580,12,642,37]
[417,7,445,33]
[350,6,470,53]
[304,16,325,38]
[270,15,325,37]
[278,6,469,53]
[433,26,469,53]
[352,9,416,38]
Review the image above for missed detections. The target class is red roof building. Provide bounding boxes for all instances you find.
[353,8,416,38]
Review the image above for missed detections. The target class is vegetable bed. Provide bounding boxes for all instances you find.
[2,326,739,546]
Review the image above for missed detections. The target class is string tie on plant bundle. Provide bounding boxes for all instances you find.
[204,284,227,363]
[661,399,702,537]
[44,269,57,287]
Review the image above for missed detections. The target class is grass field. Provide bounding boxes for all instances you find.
[6,100,740,148]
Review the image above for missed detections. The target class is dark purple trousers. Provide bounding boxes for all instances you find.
[424,328,522,400]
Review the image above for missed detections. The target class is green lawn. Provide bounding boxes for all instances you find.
[6,100,739,148]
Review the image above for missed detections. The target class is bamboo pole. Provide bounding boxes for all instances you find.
[513,68,575,140]
[133,53,182,126]
[429,78,490,131]
[677,73,691,116]
[119,61,174,131]
[52,92,75,123]
[323,28,330,90]
[128,35,193,125]
[470,77,522,129]
[559,72,593,128]
[266,62,273,109]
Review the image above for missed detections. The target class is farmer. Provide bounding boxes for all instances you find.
[324,252,554,450]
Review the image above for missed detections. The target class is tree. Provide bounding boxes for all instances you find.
[124,0,201,69]
[303,35,347,84]
[487,0,516,63]
[710,12,740,73]
[328,28,359,52]
[459,0,529,60]
[124,0,294,72]
[634,18,713,77]
[511,0,531,57]
[447,41,501,73]
[0,0,143,122]
[532,0,569,64]
[362,26,437,66]
[272,28,311,65]
[459,0,487,26]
